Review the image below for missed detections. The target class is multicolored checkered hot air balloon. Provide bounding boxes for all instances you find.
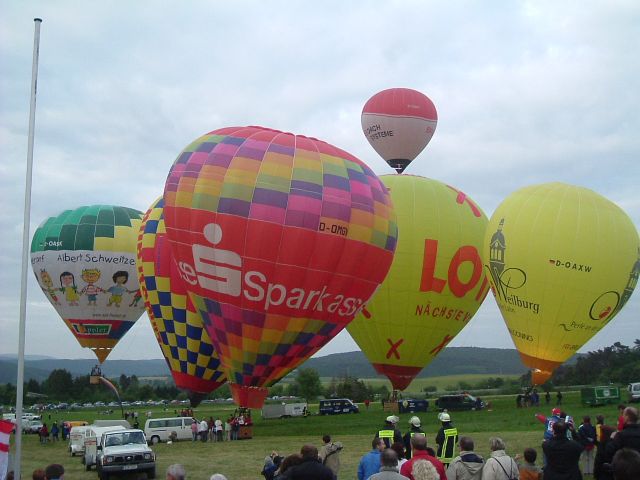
[162,126,398,408]
[137,197,226,405]
[30,205,145,363]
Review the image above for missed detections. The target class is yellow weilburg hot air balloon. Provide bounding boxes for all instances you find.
[483,183,639,385]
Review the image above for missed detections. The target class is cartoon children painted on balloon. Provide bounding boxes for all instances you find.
[39,269,60,305]
[80,268,104,306]
[59,271,80,306]
[107,270,132,307]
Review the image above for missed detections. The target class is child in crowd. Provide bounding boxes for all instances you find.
[516,447,543,480]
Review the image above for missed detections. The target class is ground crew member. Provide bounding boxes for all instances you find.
[403,416,425,459]
[375,415,403,448]
[435,412,458,466]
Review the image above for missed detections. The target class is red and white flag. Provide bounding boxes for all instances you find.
[0,419,13,480]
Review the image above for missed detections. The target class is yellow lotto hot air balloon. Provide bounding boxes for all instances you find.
[347,175,490,390]
[483,183,640,385]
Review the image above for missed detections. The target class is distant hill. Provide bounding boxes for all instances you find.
[0,357,171,383]
[0,347,538,384]
[303,347,529,378]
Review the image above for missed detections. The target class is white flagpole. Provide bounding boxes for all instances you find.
[14,18,42,480]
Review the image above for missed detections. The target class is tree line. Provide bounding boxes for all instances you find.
[549,339,640,386]
[0,367,391,406]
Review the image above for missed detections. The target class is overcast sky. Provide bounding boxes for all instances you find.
[1,1,638,362]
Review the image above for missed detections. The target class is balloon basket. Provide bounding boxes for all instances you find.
[89,375,100,385]
[383,401,399,413]
[230,384,269,408]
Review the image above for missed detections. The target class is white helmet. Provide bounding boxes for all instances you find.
[439,412,451,422]
[409,416,421,427]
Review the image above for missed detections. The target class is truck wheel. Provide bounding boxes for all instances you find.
[98,469,109,480]
[147,467,156,479]
[85,463,91,471]
[150,435,160,445]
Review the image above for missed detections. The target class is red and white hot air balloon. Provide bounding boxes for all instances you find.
[362,88,438,173]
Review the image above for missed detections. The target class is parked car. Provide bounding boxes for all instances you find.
[319,398,359,415]
[96,429,155,480]
[144,417,194,444]
[27,420,44,434]
[435,393,484,411]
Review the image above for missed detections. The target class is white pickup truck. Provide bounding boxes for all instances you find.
[95,429,156,480]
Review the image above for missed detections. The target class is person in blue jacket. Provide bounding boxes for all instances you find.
[358,437,385,480]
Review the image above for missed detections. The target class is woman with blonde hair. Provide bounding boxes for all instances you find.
[411,459,439,480]
[482,437,519,480]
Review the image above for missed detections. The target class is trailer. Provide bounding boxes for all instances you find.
[580,385,621,406]
[261,403,308,419]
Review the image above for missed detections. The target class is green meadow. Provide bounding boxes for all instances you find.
[9,388,621,479]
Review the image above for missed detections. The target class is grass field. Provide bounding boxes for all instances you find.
[356,374,521,392]
[8,389,623,479]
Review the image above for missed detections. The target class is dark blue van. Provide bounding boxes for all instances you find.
[319,398,359,415]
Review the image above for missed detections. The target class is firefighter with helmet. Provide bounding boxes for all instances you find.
[435,412,458,467]
[374,415,403,448]
[403,415,425,459]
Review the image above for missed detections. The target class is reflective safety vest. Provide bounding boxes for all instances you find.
[378,429,395,447]
[437,427,458,465]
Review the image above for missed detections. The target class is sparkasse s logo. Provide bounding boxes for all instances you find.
[177,223,368,318]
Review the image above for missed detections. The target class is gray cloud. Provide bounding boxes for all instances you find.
[0,1,638,362]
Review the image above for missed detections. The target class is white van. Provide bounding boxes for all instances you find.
[629,382,640,402]
[83,425,126,470]
[68,425,91,456]
[144,417,194,444]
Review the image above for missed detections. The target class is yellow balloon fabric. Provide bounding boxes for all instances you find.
[347,175,489,390]
[483,183,640,384]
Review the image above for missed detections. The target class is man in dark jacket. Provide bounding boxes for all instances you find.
[403,416,424,459]
[542,421,584,480]
[287,444,334,480]
[606,407,640,460]
[436,412,458,466]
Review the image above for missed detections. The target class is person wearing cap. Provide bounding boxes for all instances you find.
[535,407,563,442]
[403,416,425,460]
[534,407,564,466]
[375,415,403,449]
[435,412,458,467]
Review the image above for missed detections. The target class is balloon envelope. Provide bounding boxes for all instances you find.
[347,175,489,390]
[30,205,145,363]
[362,88,437,173]
[137,197,225,401]
[483,183,640,384]
[163,126,398,407]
